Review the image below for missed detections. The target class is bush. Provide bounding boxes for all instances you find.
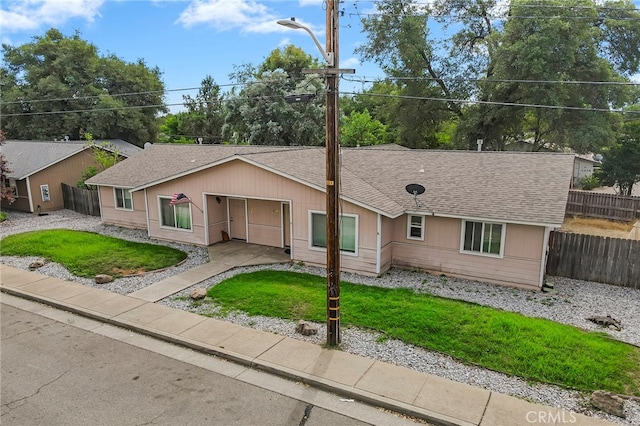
[580,174,600,190]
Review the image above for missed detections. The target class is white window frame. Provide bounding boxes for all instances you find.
[40,184,50,202]
[114,187,133,211]
[308,210,359,256]
[460,220,506,258]
[406,214,425,241]
[158,196,193,232]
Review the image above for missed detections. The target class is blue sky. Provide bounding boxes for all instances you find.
[0,0,380,112]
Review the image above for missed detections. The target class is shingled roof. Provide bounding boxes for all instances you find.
[1,139,141,179]
[86,144,574,226]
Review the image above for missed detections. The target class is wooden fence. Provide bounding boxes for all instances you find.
[565,190,640,221]
[62,183,100,216]
[546,231,640,288]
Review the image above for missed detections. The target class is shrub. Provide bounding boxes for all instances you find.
[580,174,600,190]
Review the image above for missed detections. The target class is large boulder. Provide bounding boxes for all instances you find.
[590,390,626,418]
[95,274,113,284]
[190,288,207,300]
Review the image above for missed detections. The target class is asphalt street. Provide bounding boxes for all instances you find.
[0,297,422,426]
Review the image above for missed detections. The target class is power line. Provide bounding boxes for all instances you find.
[1,72,634,109]
[343,75,640,86]
[342,91,640,114]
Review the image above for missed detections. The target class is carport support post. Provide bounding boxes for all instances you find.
[325,0,340,346]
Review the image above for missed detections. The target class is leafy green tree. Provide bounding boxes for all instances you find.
[1,29,166,147]
[223,47,325,146]
[0,130,15,205]
[356,0,640,152]
[158,112,192,144]
[340,109,387,147]
[77,133,122,189]
[486,0,637,153]
[598,115,640,196]
[181,76,226,144]
[357,0,499,149]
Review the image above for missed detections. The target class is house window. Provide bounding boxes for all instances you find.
[407,215,425,240]
[114,188,133,210]
[310,211,357,254]
[4,178,17,197]
[40,184,50,202]
[160,197,191,230]
[462,220,504,256]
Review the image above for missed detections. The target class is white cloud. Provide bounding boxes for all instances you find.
[298,0,323,6]
[340,57,360,68]
[278,37,291,47]
[176,0,279,33]
[0,0,104,32]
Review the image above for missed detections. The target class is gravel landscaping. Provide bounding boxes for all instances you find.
[1,210,639,425]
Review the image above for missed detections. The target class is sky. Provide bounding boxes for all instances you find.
[0,0,381,112]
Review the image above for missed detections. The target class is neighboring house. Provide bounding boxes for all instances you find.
[1,139,141,213]
[572,154,601,188]
[86,144,574,290]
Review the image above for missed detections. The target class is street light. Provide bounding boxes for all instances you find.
[276,18,334,66]
[277,6,342,346]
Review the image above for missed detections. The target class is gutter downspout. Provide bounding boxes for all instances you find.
[26,177,34,213]
[376,213,382,275]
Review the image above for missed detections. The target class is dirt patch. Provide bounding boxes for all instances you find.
[560,216,636,239]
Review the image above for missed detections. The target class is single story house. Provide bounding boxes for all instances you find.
[86,144,574,290]
[1,139,141,213]
[572,154,601,188]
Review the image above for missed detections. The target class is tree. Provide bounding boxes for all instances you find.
[340,109,388,147]
[0,130,15,206]
[356,0,499,149]
[77,133,122,189]
[485,0,637,153]
[598,116,640,196]
[181,76,226,144]
[223,46,325,146]
[158,112,192,144]
[1,29,166,147]
[356,0,640,151]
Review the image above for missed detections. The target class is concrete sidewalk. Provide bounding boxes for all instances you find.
[0,264,613,426]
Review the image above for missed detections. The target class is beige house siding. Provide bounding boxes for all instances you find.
[98,186,147,229]
[379,215,395,274]
[1,179,30,212]
[248,199,283,247]
[390,215,545,289]
[4,150,98,213]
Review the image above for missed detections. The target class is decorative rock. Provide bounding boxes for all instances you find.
[190,288,207,300]
[28,260,45,270]
[590,390,626,418]
[587,315,622,331]
[295,320,318,336]
[95,274,113,284]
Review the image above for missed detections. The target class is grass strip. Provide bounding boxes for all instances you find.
[207,270,640,395]
[0,229,187,278]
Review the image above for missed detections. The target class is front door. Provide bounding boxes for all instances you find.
[229,199,247,240]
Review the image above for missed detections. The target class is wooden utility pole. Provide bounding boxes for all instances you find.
[325,0,340,346]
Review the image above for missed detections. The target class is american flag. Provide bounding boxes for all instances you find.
[169,193,190,206]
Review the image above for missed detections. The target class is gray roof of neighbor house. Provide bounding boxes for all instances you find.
[1,139,142,180]
[86,144,574,226]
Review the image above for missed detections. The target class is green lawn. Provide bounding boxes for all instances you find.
[0,229,187,278]
[204,270,640,395]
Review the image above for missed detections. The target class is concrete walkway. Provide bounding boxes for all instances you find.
[0,262,613,426]
[129,241,291,302]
